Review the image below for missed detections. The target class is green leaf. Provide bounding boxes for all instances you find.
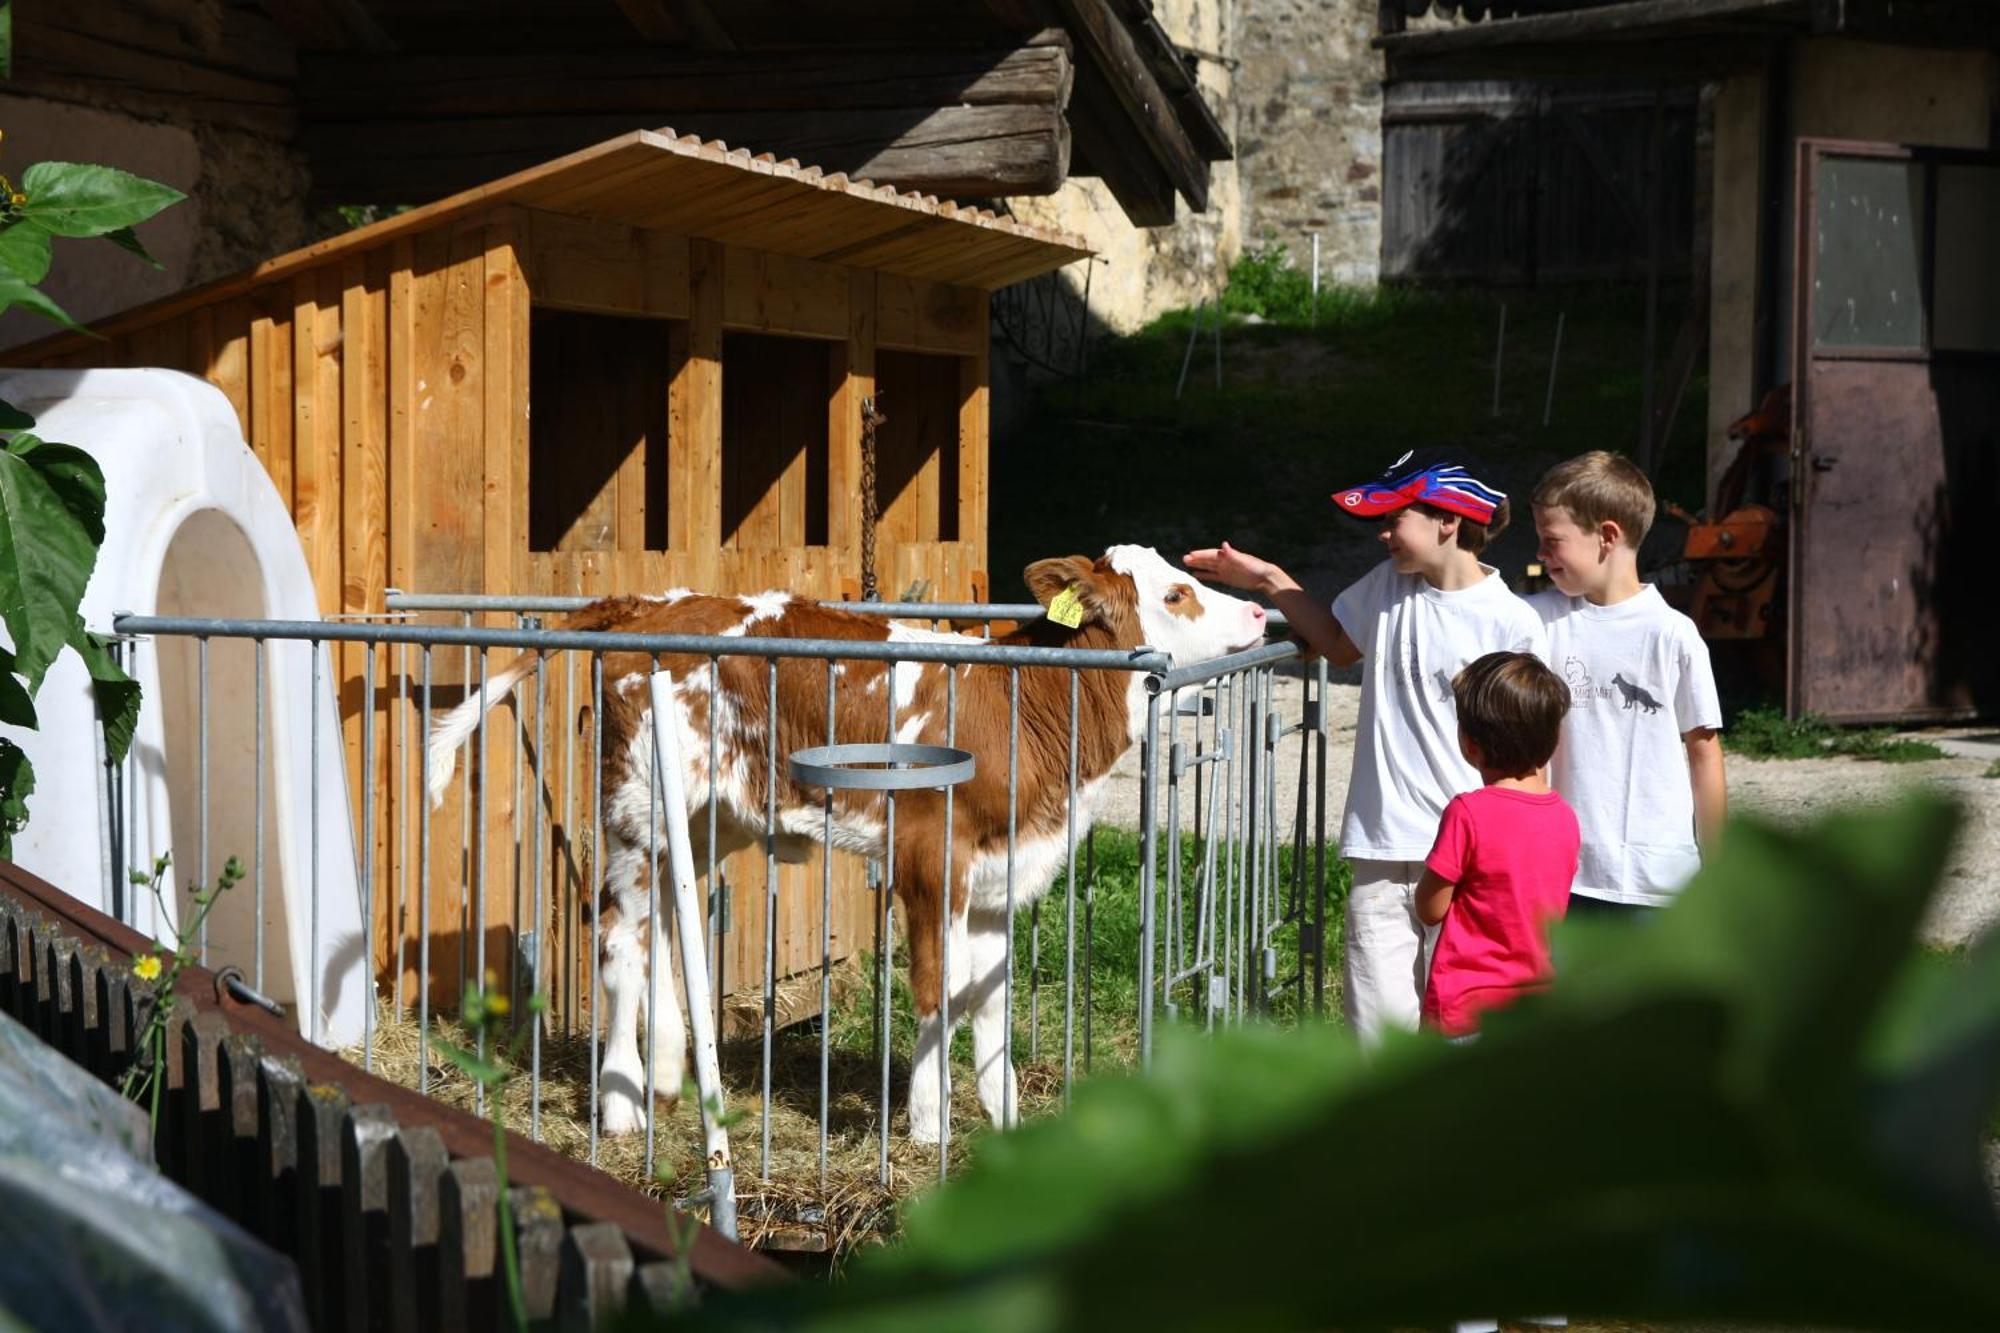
[431,1035,506,1086]
[0,436,100,689]
[0,221,52,284]
[9,434,107,546]
[0,397,34,432]
[68,623,137,765]
[18,162,184,239]
[673,796,2000,1332]
[102,226,163,269]
[0,737,31,861]
[0,645,35,728]
[0,269,84,332]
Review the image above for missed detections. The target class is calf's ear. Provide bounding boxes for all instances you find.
[1023,556,1095,608]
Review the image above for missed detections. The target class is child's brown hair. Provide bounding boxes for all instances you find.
[1415,498,1510,554]
[1452,651,1569,776]
[1531,451,1654,547]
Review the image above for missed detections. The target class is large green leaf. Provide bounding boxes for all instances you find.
[0,738,31,862]
[0,397,32,432]
[661,796,2000,1332]
[0,436,100,690]
[0,645,34,729]
[0,221,52,284]
[9,435,107,547]
[67,622,138,766]
[102,226,163,270]
[18,163,184,239]
[0,269,83,333]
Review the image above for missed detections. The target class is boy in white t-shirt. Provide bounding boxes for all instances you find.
[1528,451,1727,912]
[1186,448,1545,1043]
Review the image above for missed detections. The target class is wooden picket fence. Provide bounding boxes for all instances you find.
[0,858,777,1330]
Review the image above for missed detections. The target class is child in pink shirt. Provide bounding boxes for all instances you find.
[1417,651,1579,1037]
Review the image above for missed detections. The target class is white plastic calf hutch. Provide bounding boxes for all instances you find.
[0,367,366,1045]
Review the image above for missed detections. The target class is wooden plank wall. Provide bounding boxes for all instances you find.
[27,204,993,1034]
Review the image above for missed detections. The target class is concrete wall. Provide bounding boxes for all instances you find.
[1703,36,1996,500]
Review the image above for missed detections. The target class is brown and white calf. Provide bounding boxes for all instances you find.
[425,546,1266,1141]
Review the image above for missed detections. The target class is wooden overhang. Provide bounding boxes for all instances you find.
[227,0,1233,227]
[1375,0,2000,81]
[10,128,1092,363]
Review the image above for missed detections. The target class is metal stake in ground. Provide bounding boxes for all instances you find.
[647,672,737,1241]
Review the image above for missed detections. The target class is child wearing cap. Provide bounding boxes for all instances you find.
[1528,451,1726,913]
[1416,651,1578,1037]
[1186,448,1545,1044]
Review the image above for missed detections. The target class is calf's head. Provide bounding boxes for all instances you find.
[1024,545,1267,665]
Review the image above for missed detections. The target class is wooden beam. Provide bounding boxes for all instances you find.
[255,0,394,53]
[304,105,1070,205]
[1067,61,1177,226]
[1377,0,1806,57]
[1051,0,1209,211]
[300,45,1071,118]
[613,0,738,48]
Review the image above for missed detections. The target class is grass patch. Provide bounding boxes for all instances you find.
[343,828,1342,1260]
[991,257,1707,598]
[1725,706,1949,763]
[1985,758,2000,780]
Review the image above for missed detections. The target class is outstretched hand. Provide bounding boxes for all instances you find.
[1183,541,1284,594]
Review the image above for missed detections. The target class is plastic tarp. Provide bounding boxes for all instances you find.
[0,1006,308,1332]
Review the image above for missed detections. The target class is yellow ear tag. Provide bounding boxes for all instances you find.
[1046,584,1086,629]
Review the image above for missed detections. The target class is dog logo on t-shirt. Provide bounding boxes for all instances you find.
[1612,673,1664,714]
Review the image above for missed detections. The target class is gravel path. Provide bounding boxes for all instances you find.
[1097,676,2000,948]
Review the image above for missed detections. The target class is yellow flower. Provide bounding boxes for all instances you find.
[9,194,23,206]
[486,992,510,1018]
[132,954,162,981]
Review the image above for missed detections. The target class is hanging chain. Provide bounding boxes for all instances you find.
[859,394,885,602]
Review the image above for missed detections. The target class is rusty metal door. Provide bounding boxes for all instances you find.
[1790,140,2000,723]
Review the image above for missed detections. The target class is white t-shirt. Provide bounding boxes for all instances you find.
[1528,585,1723,906]
[1332,560,1546,861]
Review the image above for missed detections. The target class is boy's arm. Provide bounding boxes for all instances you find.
[1685,727,1726,855]
[1183,542,1362,666]
[1415,867,1456,926]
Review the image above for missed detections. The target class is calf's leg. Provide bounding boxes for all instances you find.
[965,907,1019,1129]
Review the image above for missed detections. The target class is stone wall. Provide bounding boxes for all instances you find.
[0,0,311,352]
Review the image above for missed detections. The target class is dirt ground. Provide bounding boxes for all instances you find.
[1098,673,2000,948]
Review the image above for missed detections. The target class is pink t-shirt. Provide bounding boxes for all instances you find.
[1421,786,1581,1036]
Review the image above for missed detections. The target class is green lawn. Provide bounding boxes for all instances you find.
[990,262,1708,602]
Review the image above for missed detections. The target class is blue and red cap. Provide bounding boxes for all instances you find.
[1331,448,1507,524]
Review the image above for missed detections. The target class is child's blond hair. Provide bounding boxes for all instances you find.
[1531,451,1655,547]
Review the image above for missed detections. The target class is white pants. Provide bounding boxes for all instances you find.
[1342,858,1439,1045]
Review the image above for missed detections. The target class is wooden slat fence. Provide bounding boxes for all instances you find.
[0,858,779,1331]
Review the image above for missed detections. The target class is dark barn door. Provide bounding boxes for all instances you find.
[1790,140,2000,723]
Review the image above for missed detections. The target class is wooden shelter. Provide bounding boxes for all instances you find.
[11,129,1089,1021]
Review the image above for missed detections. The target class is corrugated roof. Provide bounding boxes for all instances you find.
[12,129,1090,357]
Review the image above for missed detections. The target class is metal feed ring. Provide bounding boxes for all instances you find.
[787,743,975,792]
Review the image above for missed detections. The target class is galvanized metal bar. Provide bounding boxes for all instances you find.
[1149,639,1301,694]
[475,649,490,1116]
[761,659,779,1178]
[363,642,377,1074]
[939,665,957,1176]
[562,650,577,1036]
[310,638,323,1046]
[1137,688,1162,1064]
[112,614,1174,674]
[878,669,897,1185]
[819,660,835,1187]
[1063,669,1078,1101]
[510,625,529,1019]
[198,635,210,965]
[531,651,546,1140]
[644,654,662,1180]
[254,639,268,994]
[460,614,472,1009]
[589,653,604,1166]
[1314,658,1329,1016]
[394,640,408,1019]
[1003,666,1018,1129]
[707,658,723,1040]
[419,647,433,1094]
